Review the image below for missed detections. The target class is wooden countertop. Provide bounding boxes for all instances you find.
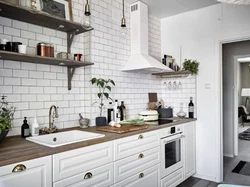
[0,118,196,167]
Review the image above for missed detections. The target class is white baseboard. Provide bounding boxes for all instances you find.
[193,173,217,182]
[223,153,234,158]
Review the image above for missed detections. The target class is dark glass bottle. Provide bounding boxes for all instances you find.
[107,102,114,123]
[188,97,194,118]
[120,101,126,121]
[21,117,30,138]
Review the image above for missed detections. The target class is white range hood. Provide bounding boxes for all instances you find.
[122,1,173,73]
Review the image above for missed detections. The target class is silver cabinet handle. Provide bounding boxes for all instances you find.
[12,164,26,172]
[139,173,144,178]
[138,153,144,159]
[84,172,93,179]
[138,135,143,139]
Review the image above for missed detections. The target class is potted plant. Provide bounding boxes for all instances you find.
[0,96,16,143]
[182,59,199,75]
[90,78,115,126]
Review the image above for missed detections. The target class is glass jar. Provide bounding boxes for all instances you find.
[177,103,187,119]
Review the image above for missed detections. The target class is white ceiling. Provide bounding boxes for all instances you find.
[125,0,220,18]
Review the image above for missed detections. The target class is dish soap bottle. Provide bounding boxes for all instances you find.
[31,117,39,136]
[21,117,30,138]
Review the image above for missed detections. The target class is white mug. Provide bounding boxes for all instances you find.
[0,39,9,44]
[18,45,27,54]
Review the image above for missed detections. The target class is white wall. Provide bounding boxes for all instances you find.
[161,4,250,182]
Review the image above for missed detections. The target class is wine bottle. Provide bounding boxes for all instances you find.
[188,97,194,118]
[107,102,114,123]
[120,101,126,121]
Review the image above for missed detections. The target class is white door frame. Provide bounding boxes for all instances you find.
[216,33,250,182]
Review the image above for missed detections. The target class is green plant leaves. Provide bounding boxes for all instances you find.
[90,78,97,84]
[106,86,111,91]
[104,93,109,99]
[110,80,115,86]
[97,93,102,98]
[183,59,199,75]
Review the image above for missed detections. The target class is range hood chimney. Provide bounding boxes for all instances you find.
[122,1,173,73]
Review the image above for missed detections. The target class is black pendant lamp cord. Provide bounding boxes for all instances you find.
[123,0,125,18]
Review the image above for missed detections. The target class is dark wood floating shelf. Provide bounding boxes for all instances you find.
[0,1,93,35]
[152,70,191,78]
[0,51,94,67]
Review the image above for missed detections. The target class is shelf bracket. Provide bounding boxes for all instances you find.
[67,31,76,53]
[68,66,76,90]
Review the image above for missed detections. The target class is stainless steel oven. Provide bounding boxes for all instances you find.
[160,125,184,178]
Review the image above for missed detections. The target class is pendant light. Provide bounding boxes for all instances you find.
[81,0,93,30]
[120,0,127,38]
[217,0,250,4]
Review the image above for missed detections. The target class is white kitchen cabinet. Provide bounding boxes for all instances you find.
[53,141,113,182]
[114,130,160,160]
[161,167,184,187]
[183,121,196,179]
[114,146,160,183]
[0,156,52,187]
[53,163,113,187]
[114,164,160,187]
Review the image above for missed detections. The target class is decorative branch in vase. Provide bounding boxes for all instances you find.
[90,78,115,126]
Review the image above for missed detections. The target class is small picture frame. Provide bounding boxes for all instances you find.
[39,0,73,21]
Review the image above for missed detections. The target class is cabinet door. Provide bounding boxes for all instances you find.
[114,164,160,187]
[114,146,160,183]
[114,131,160,161]
[183,122,196,179]
[53,163,113,187]
[0,156,52,187]
[53,141,113,182]
[161,167,184,187]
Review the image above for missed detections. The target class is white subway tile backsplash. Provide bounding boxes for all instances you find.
[4,27,20,37]
[21,30,36,39]
[4,61,21,69]
[0,1,196,136]
[4,77,21,85]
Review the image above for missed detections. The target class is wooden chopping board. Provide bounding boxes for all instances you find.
[96,124,148,134]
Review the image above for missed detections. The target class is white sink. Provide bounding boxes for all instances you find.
[26,130,105,147]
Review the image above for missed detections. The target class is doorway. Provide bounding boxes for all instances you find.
[222,40,250,185]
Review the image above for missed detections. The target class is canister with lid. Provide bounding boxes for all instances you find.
[37,42,47,56]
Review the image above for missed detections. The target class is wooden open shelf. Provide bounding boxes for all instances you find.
[0,51,93,67]
[0,1,93,35]
[152,71,191,78]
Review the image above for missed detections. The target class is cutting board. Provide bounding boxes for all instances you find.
[148,93,158,102]
[96,124,148,134]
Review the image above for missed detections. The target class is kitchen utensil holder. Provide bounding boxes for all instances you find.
[157,108,173,118]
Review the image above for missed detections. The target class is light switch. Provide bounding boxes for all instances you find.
[205,84,211,89]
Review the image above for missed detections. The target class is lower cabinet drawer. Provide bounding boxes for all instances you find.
[53,141,113,182]
[161,168,184,187]
[114,164,160,187]
[53,163,113,187]
[114,146,160,183]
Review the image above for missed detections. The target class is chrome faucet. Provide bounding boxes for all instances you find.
[49,105,59,129]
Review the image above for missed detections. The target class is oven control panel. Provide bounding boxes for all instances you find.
[160,124,183,138]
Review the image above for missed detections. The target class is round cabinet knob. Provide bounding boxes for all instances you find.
[138,135,143,139]
[12,164,26,172]
[139,173,144,178]
[138,153,144,159]
[84,172,93,179]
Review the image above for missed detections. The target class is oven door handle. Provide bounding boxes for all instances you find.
[163,135,185,144]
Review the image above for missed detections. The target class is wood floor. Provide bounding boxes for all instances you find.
[177,177,220,187]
